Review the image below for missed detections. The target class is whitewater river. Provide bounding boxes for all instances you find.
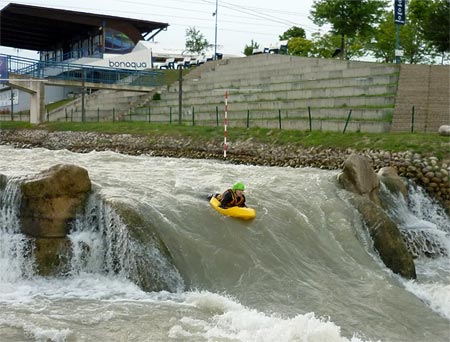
[0,145,449,342]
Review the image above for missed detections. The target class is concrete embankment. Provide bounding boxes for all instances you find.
[0,128,449,213]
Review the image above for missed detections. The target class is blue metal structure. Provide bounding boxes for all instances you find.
[2,54,164,87]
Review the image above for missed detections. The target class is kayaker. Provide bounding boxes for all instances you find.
[218,182,247,208]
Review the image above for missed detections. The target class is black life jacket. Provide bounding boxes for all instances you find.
[224,188,245,207]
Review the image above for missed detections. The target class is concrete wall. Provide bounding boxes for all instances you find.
[39,55,450,133]
[391,64,450,132]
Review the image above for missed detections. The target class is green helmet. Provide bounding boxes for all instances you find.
[232,182,245,191]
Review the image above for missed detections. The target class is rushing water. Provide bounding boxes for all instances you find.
[0,145,449,342]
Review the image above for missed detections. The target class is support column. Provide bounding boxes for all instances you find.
[9,78,46,124]
[30,81,46,124]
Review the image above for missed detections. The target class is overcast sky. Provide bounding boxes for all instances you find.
[0,0,323,58]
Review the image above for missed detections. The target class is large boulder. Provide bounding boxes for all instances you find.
[338,154,416,279]
[33,238,72,276]
[438,125,450,136]
[338,154,381,205]
[20,164,91,238]
[377,167,408,200]
[0,173,7,192]
[108,200,185,292]
[351,196,416,279]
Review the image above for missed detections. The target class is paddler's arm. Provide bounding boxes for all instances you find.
[219,191,232,208]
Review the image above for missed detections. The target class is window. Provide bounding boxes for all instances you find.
[105,28,134,53]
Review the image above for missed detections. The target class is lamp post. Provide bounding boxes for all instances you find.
[214,0,218,60]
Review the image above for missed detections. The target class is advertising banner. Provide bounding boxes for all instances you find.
[88,49,152,70]
[394,0,406,25]
[0,56,8,84]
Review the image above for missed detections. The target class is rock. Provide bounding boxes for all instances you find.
[352,197,416,278]
[33,237,72,276]
[338,154,380,205]
[377,167,408,199]
[20,164,91,238]
[108,200,184,292]
[339,154,416,279]
[438,125,450,136]
[0,173,7,192]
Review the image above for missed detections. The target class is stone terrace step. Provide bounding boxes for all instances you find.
[50,55,403,133]
[180,74,398,93]
[145,95,395,115]
[196,63,398,84]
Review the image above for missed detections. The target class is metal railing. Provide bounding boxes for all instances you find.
[3,54,164,87]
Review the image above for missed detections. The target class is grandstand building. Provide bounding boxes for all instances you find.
[0,2,172,114]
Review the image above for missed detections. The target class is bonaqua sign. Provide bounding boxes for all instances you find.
[109,60,147,69]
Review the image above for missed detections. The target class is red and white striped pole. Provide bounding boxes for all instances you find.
[223,90,228,158]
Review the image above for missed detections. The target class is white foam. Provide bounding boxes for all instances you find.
[0,274,146,303]
[24,325,73,342]
[0,277,374,342]
[404,280,450,321]
[168,291,375,342]
[0,317,74,342]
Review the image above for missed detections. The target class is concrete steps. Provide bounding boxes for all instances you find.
[130,55,399,132]
[49,54,404,132]
[49,89,148,121]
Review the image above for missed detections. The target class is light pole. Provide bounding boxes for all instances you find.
[214,0,218,60]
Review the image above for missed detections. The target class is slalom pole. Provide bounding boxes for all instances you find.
[224,90,228,158]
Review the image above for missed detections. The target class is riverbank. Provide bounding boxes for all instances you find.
[0,128,449,212]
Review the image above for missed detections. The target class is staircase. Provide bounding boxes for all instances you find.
[133,54,400,133]
[48,89,149,122]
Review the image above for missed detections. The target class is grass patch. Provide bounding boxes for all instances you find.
[0,121,33,129]
[162,69,191,87]
[46,99,74,112]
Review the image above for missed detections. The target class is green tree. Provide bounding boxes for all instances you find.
[410,0,449,63]
[369,2,442,64]
[288,37,314,57]
[185,27,209,54]
[279,26,306,40]
[279,26,309,55]
[243,40,260,56]
[369,13,432,64]
[309,32,366,60]
[310,0,388,59]
[368,12,396,63]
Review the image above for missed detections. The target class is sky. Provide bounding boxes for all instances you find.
[0,0,323,58]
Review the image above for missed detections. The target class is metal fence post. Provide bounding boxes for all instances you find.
[278,109,282,129]
[411,106,415,133]
[247,110,250,128]
[216,106,219,126]
[343,109,352,133]
[308,106,312,131]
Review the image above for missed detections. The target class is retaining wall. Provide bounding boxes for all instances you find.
[49,55,449,133]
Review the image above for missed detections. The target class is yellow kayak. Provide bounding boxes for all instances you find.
[209,196,256,220]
